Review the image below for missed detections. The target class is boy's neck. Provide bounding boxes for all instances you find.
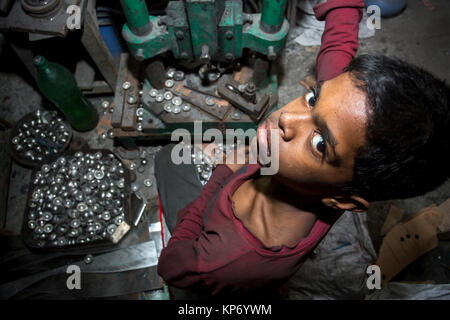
[234,176,323,248]
[252,175,331,215]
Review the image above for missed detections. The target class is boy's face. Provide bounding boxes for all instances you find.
[258,72,368,199]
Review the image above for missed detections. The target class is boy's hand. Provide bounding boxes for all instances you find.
[299,75,316,91]
[223,144,251,172]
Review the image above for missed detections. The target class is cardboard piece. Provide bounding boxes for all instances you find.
[381,205,405,237]
[376,205,443,284]
[437,198,450,233]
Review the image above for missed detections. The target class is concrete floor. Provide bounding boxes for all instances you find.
[0,0,449,296]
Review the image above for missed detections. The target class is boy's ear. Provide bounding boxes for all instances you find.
[321,196,369,212]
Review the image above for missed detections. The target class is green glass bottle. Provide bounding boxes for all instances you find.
[33,56,99,131]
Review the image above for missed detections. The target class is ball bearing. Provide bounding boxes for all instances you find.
[26,151,127,248]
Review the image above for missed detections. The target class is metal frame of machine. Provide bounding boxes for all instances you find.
[111,0,290,139]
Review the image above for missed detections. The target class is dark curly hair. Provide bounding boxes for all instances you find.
[340,55,450,201]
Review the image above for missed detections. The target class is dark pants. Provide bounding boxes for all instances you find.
[154,143,203,234]
[154,143,208,300]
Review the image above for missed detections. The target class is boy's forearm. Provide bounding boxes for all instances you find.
[314,0,365,81]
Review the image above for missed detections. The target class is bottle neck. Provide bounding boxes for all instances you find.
[33,56,49,71]
[36,62,49,71]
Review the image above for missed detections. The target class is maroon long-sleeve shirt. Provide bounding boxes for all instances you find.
[157,0,364,296]
[157,164,341,295]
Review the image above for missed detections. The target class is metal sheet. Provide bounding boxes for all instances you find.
[80,241,157,273]
[0,241,158,299]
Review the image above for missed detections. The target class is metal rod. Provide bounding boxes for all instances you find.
[260,0,287,33]
[120,0,152,36]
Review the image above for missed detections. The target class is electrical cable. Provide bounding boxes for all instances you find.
[158,192,165,249]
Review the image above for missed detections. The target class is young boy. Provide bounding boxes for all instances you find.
[155,1,450,298]
[155,55,450,298]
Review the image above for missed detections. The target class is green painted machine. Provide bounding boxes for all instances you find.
[120,0,288,64]
[111,0,289,139]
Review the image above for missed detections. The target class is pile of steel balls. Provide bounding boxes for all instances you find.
[147,68,192,121]
[192,146,216,185]
[147,67,242,122]
[11,110,71,164]
[190,143,239,185]
[121,68,192,132]
[27,151,128,248]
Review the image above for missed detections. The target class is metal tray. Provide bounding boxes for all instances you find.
[9,111,73,168]
[21,149,132,253]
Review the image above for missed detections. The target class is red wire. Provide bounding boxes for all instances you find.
[158,192,174,300]
[158,192,165,249]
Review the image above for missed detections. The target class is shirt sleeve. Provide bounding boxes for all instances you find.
[314,0,365,82]
[157,214,253,293]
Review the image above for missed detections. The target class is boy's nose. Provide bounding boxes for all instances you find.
[278,110,311,142]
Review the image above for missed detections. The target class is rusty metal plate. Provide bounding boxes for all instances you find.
[169,82,232,121]
[111,53,141,131]
[217,76,270,122]
[217,65,271,122]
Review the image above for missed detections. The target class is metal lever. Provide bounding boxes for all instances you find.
[133,190,148,226]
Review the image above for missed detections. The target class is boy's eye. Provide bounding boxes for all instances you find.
[312,132,326,155]
[306,91,317,107]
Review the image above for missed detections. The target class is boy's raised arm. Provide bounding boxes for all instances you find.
[314,0,365,81]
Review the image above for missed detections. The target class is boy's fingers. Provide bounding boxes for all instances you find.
[299,75,316,90]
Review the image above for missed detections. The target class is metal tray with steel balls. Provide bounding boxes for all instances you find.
[21,149,132,252]
[9,110,72,168]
